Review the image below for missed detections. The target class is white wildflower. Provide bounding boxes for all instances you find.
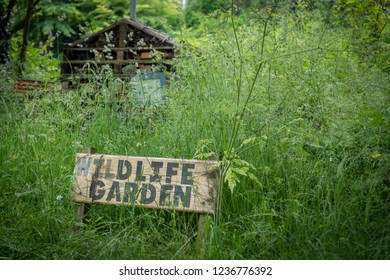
[128,32,134,41]
[105,31,114,43]
[58,13,67,22]
[137,38,146,48]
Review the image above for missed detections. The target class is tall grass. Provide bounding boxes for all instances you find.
[0,6,389,259]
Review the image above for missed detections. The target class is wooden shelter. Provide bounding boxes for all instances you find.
[60,18,177,89]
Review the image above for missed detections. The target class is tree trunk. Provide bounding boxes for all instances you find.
[0,0,17,64]
[19,0,34,66]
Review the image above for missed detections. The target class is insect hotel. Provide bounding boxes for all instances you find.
[60,18,177,105]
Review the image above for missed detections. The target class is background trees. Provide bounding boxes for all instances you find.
[0,0,17,64]
[1,0,182,71]
[0,0,389,260]
[1,0,388,77]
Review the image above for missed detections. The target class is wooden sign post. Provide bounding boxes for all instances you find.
[72,148,219,251]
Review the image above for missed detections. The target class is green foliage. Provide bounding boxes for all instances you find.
[10,31,60,81]
[168,4,390,258]
[1,1,389,260]
[74,0,181,35]
[5,0,182,69]
[36,0,83,38]
[332,0,390,74]
[194,139,261,194]
[76,0,130,31]
[137,0,182,33]
[187,0,226,14]
[184,0,229,27]
[335,0,388,40]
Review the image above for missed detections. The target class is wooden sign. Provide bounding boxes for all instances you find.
[73,153,219,214]
[131,72,167,106]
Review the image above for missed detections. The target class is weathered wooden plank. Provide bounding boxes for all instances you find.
[61,59,171,65]
[14,79,45,93]
[63,46,174,51]
[115,23,127,74]
[73,153,219,214]
[140,52,152,59]
[61,73,165,79]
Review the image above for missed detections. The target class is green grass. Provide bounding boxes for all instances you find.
[0,7,389,260]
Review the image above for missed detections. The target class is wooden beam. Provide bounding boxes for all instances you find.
[63,46,174,51]
[61,59,172,65]
[114,22,127,74]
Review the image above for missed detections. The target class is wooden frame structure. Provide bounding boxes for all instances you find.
[61,18,176,89]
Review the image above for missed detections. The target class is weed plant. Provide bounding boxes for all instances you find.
[0,5,389,259]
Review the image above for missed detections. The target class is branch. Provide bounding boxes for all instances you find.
[11,0,42,35]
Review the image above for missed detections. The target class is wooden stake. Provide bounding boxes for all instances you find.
[114,22,126,75]
[74,146,96,223]
[74,202,86,224]
[196,213,211,256]
[83,146,97,154]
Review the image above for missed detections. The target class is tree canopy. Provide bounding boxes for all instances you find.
[1,0,388,77]
[1,0,182,66]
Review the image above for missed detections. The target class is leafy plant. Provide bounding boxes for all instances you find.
[0,0,389,260]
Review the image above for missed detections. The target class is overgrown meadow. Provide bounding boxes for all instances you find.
[1,6,389,259]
